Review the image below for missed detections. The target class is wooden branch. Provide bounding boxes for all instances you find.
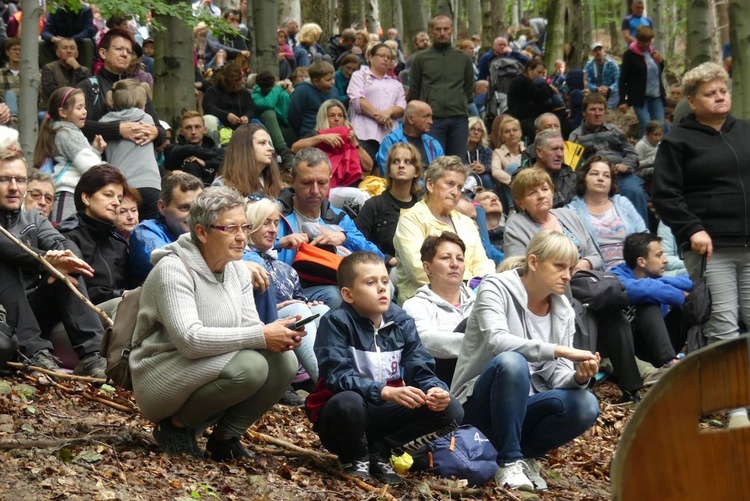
[6,362,107,384]
[0,431,143,450]
[421,481,489,497]
[0,224,113,328]
[81,392,136,413]
[246,430,336,460]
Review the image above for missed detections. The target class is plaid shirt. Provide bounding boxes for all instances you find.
[0,66,20,100]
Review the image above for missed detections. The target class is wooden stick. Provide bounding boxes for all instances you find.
[6,362,107,384]
[0,224,113,328]
[0,431,142,450]
[422,481,489,497]
[246,430,336,460]
[81,392,136,413]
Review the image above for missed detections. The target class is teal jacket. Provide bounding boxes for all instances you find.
[252,84,291,127]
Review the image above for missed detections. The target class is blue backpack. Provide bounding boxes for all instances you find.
[411,425,498,486]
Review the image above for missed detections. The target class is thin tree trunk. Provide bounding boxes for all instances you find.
[253,0,278,78]
[481,0,492,52]
[543,0,565,71]
[717,0,730,45]
[707,0,721,64]
[356,0,365,29]
[491,0,506,40]
[394,0,403,40]
[380,0,393,32]
[301,0,333,39]
[609,0,622,57]
[581,0,593,69]
[686,0,712,69]
[567,0,585,69]
[401,0,427,57]
[652,0,664,53]
[365,0,379,33]
[729,0,750,118]
[512,0,520,26]
[153,0,196,131]
[467,0,480,39]
[19,0,41,163]
[435,0,454,18]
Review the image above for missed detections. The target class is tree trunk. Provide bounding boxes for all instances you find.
[652,0,664,52]
[481,0,492,52]
[356,0,365,29]
[246,0,257,64]
[401,0,427,56]
[19,0,41,162]
[380,0,393,32]
[567,0,586,69]
[253,0,278,78]
[365,0,379,33]
[301,0,333,38]
[340,0,353,29]
[153,2,196,131]
[729,0,750,118]
[608,0,622,57]
[394,0,403,39]
[581,0,593,69]
[278,0,301,24]
[512,0,520,26]
[686,0,712,69]
[435,0,454,18]
[467,0,480,39]
[543,0,565,71]
[708,0,721,64]
[717,0,730,45]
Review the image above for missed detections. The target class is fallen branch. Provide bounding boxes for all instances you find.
[6,362,107,384]
[246,430,336,461]
[420,481,489,498]
[0,224,113,328]
[0,431,144,450]
[81,391,136,413]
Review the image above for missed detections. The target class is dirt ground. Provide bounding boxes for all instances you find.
[0,369,640,501]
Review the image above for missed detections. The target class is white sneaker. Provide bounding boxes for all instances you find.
[495,459,534,491]
[522,458,548,491]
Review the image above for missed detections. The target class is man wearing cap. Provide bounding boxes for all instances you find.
[584,42,620,110]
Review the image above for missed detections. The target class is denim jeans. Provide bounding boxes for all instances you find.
[617,173,649,225]
[685,248,750,342]
[633,96,664,138]
[430,116,469,158]
[278,302,329,382]
[462,351,599,463]
[303,284,343,309]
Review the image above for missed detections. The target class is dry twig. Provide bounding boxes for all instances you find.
[0,431,144,450]
[6,362,107,384]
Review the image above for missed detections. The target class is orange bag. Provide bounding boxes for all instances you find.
[292,243,343,285]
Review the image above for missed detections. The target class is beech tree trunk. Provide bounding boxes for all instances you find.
[686,0,712,69]
[543,0,565,71]
[467,0,480,38]
[301,0,333,39]
[729,0,750,118]
[581,0,593,69]
[19,0,41,162]
[717,0,730,45]
[253,0,278,78]
[401,0,427,56]
[153,1,196,130]
[652,0,664,53]
[567,0,586,69]
[365,0,379,33]
[277,0,301,24]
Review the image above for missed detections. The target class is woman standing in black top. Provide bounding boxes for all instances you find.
[355,142,421,268]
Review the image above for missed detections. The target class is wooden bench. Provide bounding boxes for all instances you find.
[611,335,750,500]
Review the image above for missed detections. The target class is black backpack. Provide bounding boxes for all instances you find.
[0,304,18,368]
[484,56,525,129]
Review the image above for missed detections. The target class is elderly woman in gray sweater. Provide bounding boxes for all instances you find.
[130,187,301,461]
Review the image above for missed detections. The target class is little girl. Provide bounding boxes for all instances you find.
[100,79,162,219]
[33,86,106,223]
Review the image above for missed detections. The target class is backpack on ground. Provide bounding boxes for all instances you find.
[484,56,525,130]
[410,425,498,487]
[0,304,18,368]
[100,287,143,389]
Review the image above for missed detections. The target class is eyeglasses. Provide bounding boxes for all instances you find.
[26,189,54,203]
[210,224,252,235]
[111,46,134,56]
[469,127,484,133]
[0,175,28,185]
[374,53,395,61]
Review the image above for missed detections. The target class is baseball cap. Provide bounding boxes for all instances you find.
[591,41,604,51]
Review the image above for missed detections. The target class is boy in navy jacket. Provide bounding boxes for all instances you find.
[306,252,463,485]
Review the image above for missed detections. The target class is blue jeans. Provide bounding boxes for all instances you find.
[303,284,343,309]
[278,302,329,382]
[430,116,469,159]
[633,96,664,138]
[617,173,649,225]
[462,351,599,463]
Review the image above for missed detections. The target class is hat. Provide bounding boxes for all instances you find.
[591,41,604,51]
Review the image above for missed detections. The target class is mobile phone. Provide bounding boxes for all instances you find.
[292,313,320,330]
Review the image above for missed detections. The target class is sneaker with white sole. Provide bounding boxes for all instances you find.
[522,458,547,491]
[495,459,534,491]
[340,456,371,480]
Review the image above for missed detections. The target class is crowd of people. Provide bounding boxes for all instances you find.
[0,0,748,494]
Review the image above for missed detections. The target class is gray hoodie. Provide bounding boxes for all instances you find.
[451,269,583,404]
[403,284,475,360]
[100,108,161,190]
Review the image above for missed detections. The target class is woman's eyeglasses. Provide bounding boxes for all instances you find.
[210,224,253,235]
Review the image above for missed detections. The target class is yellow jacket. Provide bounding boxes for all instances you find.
[394,200,495,304]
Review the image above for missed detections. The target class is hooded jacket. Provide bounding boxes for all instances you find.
[451,270,584,404]
[100,108,161,190]
[652,114,750,249]
[58,212,129,304]
[402,284,475,360]
[130,233,266,423]
[287,80,339,137]
[306,301,447,424]
[609,262,692,316]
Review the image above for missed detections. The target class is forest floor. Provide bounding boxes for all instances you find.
[0,367,655,501]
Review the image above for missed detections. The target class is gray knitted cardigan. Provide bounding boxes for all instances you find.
[129,233,265,422]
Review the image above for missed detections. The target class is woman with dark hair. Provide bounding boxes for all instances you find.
[347,43,406,164]
[506,59,570,142]
[403,232,475,386]
[566,155,646,270]
[203,61,256,141]
[213,123,282,200]
[58,164,131,307]
[356,142,422,268]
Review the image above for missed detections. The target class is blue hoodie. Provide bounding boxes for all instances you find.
[610,262,692,316]
[287,80,340,137]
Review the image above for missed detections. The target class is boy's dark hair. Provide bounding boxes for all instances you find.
[645,120,663,135]
[338,251,384,289]
[255,70,276,92]
[308,60,334,80]
[420,232,466,263]
[623,232,662,269]
[132,42,143,59]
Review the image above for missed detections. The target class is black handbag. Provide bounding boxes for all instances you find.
[569,270,629,311]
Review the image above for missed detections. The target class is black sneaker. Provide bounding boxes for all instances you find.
[370,453,403,486]
[619,389,641,405]
[73,352,107,379]
[341,456,371,480]
[152,418,202,458]
[205,435,251,462]
[26,349,63,372]
[279,387,305,406]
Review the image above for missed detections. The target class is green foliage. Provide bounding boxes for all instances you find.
[14,383,36,400]
[189,483,219,499]
[91,0,234,36]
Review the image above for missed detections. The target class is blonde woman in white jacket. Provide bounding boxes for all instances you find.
[403,232,475,386]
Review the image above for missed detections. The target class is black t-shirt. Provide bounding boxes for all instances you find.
[406,134,430,168]
[355,190,418,260]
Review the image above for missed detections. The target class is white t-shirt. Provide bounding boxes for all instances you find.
[526,310,553,395]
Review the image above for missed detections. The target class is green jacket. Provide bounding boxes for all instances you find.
[407,44,474,118]
[251,84,291,127]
